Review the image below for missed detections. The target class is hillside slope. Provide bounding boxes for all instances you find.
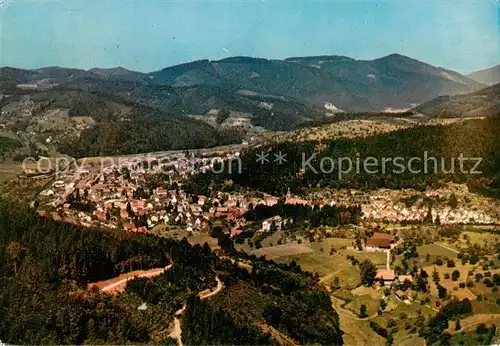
[187,115,500,197]
[468,65,500,86]
[145,54,484,112]
[415,83,500,118]
[0,84,245,158]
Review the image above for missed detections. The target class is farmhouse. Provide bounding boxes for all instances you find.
[397,275,413,283]
[375,269,396,285]
[395,290,412,302]
[366,232,396,250]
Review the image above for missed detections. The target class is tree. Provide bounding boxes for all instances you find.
[359,304,368,318]
[435,215,442,225]
[126,202,134,217]
[6,241,26,275]
[476,323,489,335]
[451,270,460,281]
[432,270,440,284]
[448,194,458,209]
[216,109,231,125]
[386,333,394,346]
[437,284,447,299]
[355,233,363,251]
[416,275,429,292]
[332,277,340,290]
[360,260,377,286]
[380,299,387,311]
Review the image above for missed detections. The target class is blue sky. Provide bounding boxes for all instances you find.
[1,0,499,73]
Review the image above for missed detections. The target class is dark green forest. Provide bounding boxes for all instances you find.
[244,202,362,227]
[0,199,343,345]
[186,116,500,197]
[60,104,244,157]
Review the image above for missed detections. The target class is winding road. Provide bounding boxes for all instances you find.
[89,262,224,346]
[168,275,224,346]
[90,263,173,294]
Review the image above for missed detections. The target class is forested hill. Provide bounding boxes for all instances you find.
[0,199,343,345]
[185,115,500,197]
[415,83,500,118]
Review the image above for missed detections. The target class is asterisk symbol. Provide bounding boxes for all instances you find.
[274,151,287,165]
[256,151,269,165]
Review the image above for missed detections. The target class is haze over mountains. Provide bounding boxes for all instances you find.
[2,53,488,112]
[0,53,498,158]
[416,82,500,118]
[467,64,500,86]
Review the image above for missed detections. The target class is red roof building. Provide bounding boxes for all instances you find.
[366,237,393,249]
[375,269,396,281]
[131,226,148,234]
[230,229,244,237]
[93,210,107,221]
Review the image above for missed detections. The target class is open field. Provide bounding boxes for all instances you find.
[460,230,500,247]
[348,249,387,268]
[344,292,383,317]
[370,298,436,345]
[188,233,220,250]
[423,263,476,300]
[327,281,437,345]
[271,236,389,290]
[309,237,354,251]
[0,163,22,182]
[274,119,409,143]
[152,226,220,250]
[253,243,313,260]
[329,296,386,346]
[447,314,500,333]
[471,298,500,315]
[259,230,283,247]
[276,250,362,289]
[418,243,459,260]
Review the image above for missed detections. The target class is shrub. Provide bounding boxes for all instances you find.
[476,323,489,335]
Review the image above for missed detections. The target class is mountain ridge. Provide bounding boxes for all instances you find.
[139,53,484,112]
[467,64,500,86]
[1,53,496,158]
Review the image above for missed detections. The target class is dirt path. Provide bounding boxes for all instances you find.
[447,314,500,334]
[90,263,173,294]
[329,296,385,346]
[199,276,223,299]
[255,322,298,346]
[435,242,459,254]
[330,296,379,321]
[319,272,340,284]
[168,275,224,346]
[168,306,185,346]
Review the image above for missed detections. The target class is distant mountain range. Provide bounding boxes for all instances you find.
[141,54,485,112]
[467,64,500,86]
[0,54,498,157]
[1,54,489,112]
